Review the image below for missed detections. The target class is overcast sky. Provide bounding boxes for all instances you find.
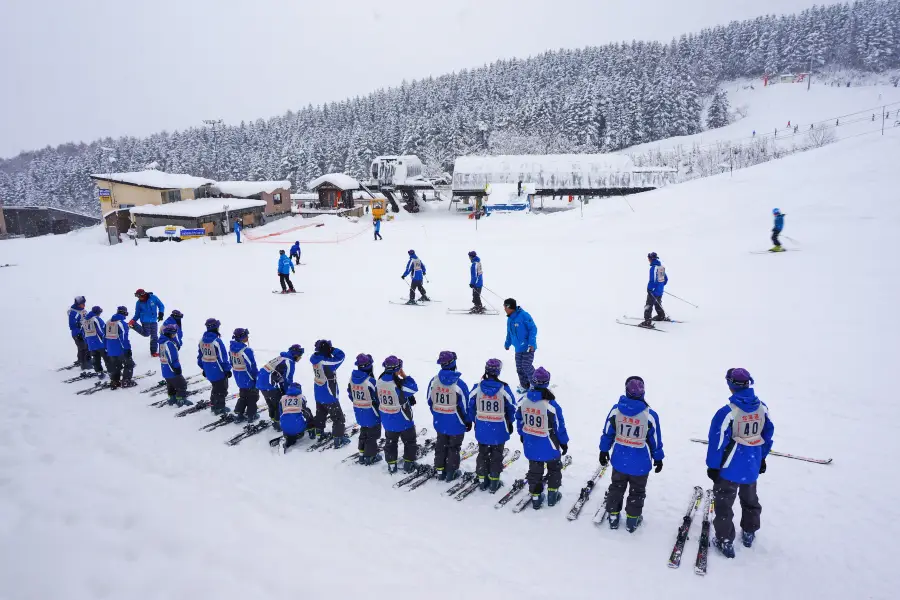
[0,0,825,158]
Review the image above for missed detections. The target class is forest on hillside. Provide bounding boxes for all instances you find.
[1,0,898,215]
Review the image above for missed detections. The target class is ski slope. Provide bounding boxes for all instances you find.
[1,129,899,600]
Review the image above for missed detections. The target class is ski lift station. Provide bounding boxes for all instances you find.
[367,156,435,213]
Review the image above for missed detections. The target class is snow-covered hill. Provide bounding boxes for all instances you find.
[1,126,899,599]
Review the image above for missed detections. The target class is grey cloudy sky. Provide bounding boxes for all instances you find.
[0,0,824,158]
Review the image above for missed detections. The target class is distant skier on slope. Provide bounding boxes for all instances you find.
[105,306,136,389]
[376,355,419,473]
[706,368,775,559]
[290,241,301,265]
[233,218,242,244]
[68,295,90,370]
[770,208,786,252]
[81,305,110,380]
[598,376,664,533]
[230,328,259,423]
[468,251,484,314]
[309,339,349,447]
[197,318,232,415]
[427,351,471,482]
[516,367,568,509]
[256,344,305,431]
[373,219,382,241]
[159,323,190,407]
[278,250,296,293]
[467,358,517,492]
[503,298,538,393]
[348,353,382,465]
[162,310,184,349]
[279,382,315,450]
[130,289,165,356]
[640,252,668,329]
[402,249,429,304]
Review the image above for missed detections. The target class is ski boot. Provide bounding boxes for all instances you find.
[121,379,137,389]
[547,488,562,507]
[652,315,670,322]
[212,406,224,416]
[403,460,417,474]
[625,514,643,533]
[478,475,489,490]
[109,380,121,390]
[445,469,461,483]
[333,435,351,449]
[307,428,318,439]
[233,414,246,424]
[283,435,298,451]
[176,397,193,407]
[97,372,107,381]
[387,461,399,474]
[167,395,178,406]
[436,468,446,481]
[419,295,431,302]
[769,246,785,253]
[361,454,383,466]
[272,420,282,433]
[488,477,503,494]
[608,511,621,530]
[713,537,736,558]
[404,299,417,306]
[741,530,755,548]
[638,320,655,329]
[531,493,545,510]
[246,413,259,423]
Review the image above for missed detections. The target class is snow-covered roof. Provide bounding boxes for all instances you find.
[452,154,638,191]
[130,198,266,218]
[308,173,360,191]
[90,169,214,190]
[214,180,290,197]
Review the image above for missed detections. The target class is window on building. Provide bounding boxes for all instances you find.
[273,193,282,205]
[162,190,182,204]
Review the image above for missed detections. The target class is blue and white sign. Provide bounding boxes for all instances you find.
[98,188,111,198]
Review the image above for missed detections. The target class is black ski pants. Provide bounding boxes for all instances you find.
[476,443,506,479]
[262,389,283,421]
[643,292,666,321]
[279,273,295,292]
[89,349,110,374]
[108,352,135,384]
[358,424,382,457]
[209,378,229,410]
[771,228,782,248]
[73,334,90,369]
[527,458,562,495]
[374,231,382,240]
[384,427,417,465]
[234,387,260,418]
[408,280,427,301]
[472,286,483,308]
[313,401,346,437]
[713,478,762,543]
[433,432,465,473]
[605,469,649,517]
[166,374,187,400]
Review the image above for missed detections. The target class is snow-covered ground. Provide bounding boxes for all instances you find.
[2,127,899,600]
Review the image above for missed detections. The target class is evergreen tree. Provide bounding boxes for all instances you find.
[707,90,731,129]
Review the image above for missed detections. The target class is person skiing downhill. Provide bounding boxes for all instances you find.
[130,289,165,356]
[105,306,136,389]
[279,382,315,450]
[515,367,569,509]
[598,376,665,533]
[159,323,191,407]
[468,251,484,314]
[706,368,774,559]
[376,355,420,473]
[770,209,786,252]
[467,358,517,492]
[290,241,301,265]
[230,328,260,423]
[162,310,184,349]
[427,351,471,482]
[373,219,382,241]
[640,252,668,328]
[348,353,382,465]
[278,250,296,293]
[309,339,349,447]
[503,298,538,393]
[68,295,90,370]
[257,344,305,431]
[402,249,429,304]
[81,305,110,379]
[197,318,232,415]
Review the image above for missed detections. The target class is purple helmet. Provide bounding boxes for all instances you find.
[531,367,551,387]
[116,306,129,315]
[91,305,103,314]
[648,251,658,260]
[161,323,179,337]
[383,355,403,371]
[625,376,645,399]
[288,344,304,359]
[485,358,503,376]
[232,328,249,340]
[170,309,183,319]
[468,250,477,258]
[408,249,415,256]
[726,368,754,388]
[205,318,220,331]
[437,350,457,368]
[355,353,374,369]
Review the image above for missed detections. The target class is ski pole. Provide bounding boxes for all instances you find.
[665,291,699,309]
[783,235,800,244]
[483,286,505,301]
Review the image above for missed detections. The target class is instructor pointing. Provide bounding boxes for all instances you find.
[503,298,538,394]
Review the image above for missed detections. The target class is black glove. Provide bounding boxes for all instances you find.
[560,443,568,456]
[759,458,767,474]
[200,371,208,379]
[707,467,719,483]
[401,275,405,280]
[225,371,232,379]
[172,367,182,375]
[157,312,163,322]
[407,396,416,406]
[469,283,474,289]
[654,459,663,473]
[506,422,514,435]
[519,435,524,445]
[73,333,83,340]
[465,421,472,432]
[599,450,609,466]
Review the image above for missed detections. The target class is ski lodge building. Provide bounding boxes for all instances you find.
[90,170,215,215]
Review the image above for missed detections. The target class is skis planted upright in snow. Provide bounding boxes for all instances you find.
[566,463,608,521]
[694,489,715,576]
[668,486,704,569]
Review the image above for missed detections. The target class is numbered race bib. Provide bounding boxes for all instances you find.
[280,394,305,414]
[411,258,422,274]
[350,383,372,409]
[430,380,457,415]
[376,381,400,415]
[656,265,666,283]
[199,341,218,363]
[614,409,649,448]
[231,351,247,372]
[313,363,326,386]
[475,389,504,422]
[159,347,170,366]
[475,262,483,278]
[520,400,549,437]
[730,403,766,446]
[105,320,120,340]
[82,318,97,337]
[262,356,283,373]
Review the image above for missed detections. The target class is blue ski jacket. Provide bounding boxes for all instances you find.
[376,373,419,432]
[348,369,380,427]
[516,388,569,461]
[229,340,258,390]
[162,316,183,348]
[467,377,517,445]
[159,337,182,378]
[310,348,346,405]
[196,332,231,382]
[373,220,381,233]
[706,387,774,484]
[599,396,664,476]
[290,242,301,257]
[278,255,294,275]
[504,307,538,352]
[234,220,242,233]
[427,369,470,436]
[773,214,785,231]
[279,384,310,436]
[134,293,164,324]
[402,254,426,281]
[648,259,668,297]
[470,256,483,287]
[68,304,86,336]
[105,313,132,357]
[81,310,106,352]
[256,352,297,391]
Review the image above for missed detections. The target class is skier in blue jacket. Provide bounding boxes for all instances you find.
[130,288,165,356]
[706,368,774,558]
[402,249,429,304]
[468,251,484,314]
[309,339,349,446]
[81,306,110,379]
[467,358,517,492]
[233,219,242,243]
[105,306,136,389]
[516,367,568,509]
[279,383,315,450]
[373,219,382,241]
[196,318,232,415]
[598,376,665,532]
[427,351,471,482]
[770,208,786,252]
[257,344,304,431]
[640,252,668,328]
[289,241,301,264]
[278,250,296,293]
[162,310,184,349]
[159,324,190,407]
[68,295,90,370]
[376,355,419,473]
[503,298,538,393]
[347,353,382,465]
[229,328,259,423]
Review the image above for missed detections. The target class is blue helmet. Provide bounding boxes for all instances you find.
[772,208,781,215]
[286,382,302,396]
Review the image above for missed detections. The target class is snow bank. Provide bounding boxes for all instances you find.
[214,180,290,197]
[90,169,214,190]
[308,173,360,191]
[130,198,265,218]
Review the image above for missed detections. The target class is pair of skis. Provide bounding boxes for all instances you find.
[661,486,715,575]
[446,308,500,316]
[226,421,272,446]
[506,455,574,513]
[143,373,205,395]
[566,463,609,520]
[148,385,212,407]
[75,370,156,395]
[63,371,100,384]
[405,442,479,491]
[689,438,832,465]
[453,450,522,501]
[341,427,433,463]
[306,423,360,452]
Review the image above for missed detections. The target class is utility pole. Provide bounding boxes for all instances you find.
[203,119,223,179]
